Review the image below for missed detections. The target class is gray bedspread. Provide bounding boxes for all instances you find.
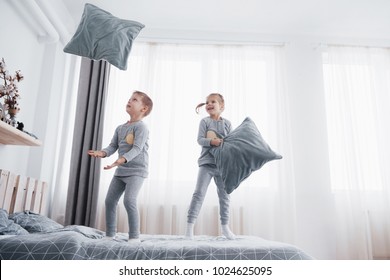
[0,225,313,260]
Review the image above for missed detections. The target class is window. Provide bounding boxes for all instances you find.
[322,46,390,191]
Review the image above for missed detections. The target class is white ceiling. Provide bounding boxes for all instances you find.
[61,0,390,40]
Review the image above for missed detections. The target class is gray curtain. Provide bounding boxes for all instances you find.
[65,58,110,227]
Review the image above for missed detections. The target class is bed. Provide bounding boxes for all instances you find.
[0,169,314,260]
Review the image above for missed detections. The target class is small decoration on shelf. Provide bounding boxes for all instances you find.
[16,121,38,139]
[16,121,24,131]
[0,57,24,127]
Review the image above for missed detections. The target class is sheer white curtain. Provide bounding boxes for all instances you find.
[95,42,296,243]
[47,56,81,224]
[322,45,390,259]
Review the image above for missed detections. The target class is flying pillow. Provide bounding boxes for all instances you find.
[63,3,145,70]
[209,117,282,194]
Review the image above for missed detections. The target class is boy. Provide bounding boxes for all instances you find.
[88,90,153,243]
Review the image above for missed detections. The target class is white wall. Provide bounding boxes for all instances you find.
[0,0,45,175]
[0,0,78,213]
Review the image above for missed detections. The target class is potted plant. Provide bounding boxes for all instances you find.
[0,58,23,126]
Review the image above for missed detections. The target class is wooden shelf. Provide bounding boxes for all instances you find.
[0,121,42,146]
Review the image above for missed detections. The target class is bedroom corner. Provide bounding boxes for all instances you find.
[0,0,80,221]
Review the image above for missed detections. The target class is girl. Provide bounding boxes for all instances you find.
[88,90,153,243]
[185,93,236,240]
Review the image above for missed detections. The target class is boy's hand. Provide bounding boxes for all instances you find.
[87,150,106,158]
[104,157,127,170]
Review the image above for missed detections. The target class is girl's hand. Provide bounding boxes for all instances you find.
[210,138,223,147]
[87,150,107,158]
[104,157,126,170]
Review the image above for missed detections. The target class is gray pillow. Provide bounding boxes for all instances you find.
[209,117,282,194]
[0,208,29,235]
[9,210,63,233]
[63,3,145,70]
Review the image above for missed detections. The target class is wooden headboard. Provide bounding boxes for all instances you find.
[0,169,48,214]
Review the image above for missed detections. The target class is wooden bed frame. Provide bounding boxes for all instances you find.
[0,169,47,215]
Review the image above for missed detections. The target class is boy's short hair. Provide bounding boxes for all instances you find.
[133,90,153,116]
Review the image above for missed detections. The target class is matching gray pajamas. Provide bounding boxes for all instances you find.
[187,117,232,225]
[102,117,232,238]
[102,121,149,239]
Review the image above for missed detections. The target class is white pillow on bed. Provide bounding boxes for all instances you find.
[63,3,145,70]
[209,117,282,194]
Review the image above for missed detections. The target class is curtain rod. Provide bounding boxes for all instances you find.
[136,36,287,47]
[317,42,390,49]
